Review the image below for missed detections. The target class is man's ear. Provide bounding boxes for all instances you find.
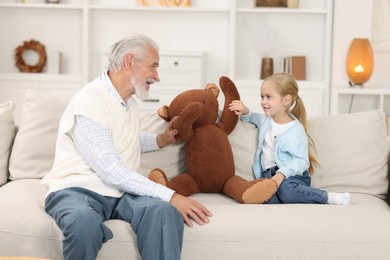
[158,105,171,122]
[124,53,134,70]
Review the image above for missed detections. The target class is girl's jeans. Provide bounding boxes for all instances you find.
[263,166,328,204]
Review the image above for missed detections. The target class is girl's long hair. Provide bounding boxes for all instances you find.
[263,73,319,174]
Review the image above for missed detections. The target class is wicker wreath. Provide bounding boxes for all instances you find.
[14,39,47,73]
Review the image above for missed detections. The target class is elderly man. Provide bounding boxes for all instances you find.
[41,34,211,260]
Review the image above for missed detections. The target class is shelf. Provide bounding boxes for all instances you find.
[89,5,229,12]
[234,79,326,89]
[0,3,83,9]
[236,8,327,14]
[0,73,83,83]
[332,86,390,95]
[331,85,390,115]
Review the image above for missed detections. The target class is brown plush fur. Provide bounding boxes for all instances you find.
[149,76,277,203]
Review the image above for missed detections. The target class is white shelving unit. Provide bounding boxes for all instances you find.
[0,0,333,123]
[231,0,333,117]
[331,85,390,116]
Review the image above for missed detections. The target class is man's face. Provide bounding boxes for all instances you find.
[132,48,160,100]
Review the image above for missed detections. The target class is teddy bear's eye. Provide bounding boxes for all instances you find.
[180,108,184,112]
[201,99,206,104]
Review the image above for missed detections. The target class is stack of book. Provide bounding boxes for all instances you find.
[282,56,306,80]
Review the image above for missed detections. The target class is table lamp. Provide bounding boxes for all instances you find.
[346,38,374,87]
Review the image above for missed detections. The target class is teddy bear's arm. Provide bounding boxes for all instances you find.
[173,102,202,142]
[218,76,241,135]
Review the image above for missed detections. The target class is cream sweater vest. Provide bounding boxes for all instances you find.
[41,78,140,197]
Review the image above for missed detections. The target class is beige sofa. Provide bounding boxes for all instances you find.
[1,89,390,260]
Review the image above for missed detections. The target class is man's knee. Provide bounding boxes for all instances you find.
[134,200,183,232]
[149,201,182,222]
[62,208,112,242]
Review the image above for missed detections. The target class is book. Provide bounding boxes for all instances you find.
[283,56,306,80]
[47,51,63,74]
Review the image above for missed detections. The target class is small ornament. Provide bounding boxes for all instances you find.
[261,57,274,79]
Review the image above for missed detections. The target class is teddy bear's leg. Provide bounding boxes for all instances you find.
[222,175,278,204]
[148,169,201,197]
[148,168,168,186]
[168,173,201,197]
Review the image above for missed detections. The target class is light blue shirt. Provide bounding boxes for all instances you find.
[240,111,310,179]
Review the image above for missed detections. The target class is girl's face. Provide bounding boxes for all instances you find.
[260,81,290,122]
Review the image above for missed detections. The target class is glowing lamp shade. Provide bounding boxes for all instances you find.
[346,38,374,86]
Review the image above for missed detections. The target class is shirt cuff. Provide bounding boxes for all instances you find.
[156,184,175,202]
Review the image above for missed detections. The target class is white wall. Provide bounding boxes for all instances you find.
[332,0,390,87]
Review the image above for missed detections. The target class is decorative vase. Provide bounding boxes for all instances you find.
[287,0,299,8]
[261,57,274,79]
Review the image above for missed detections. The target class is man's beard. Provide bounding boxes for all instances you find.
[132,74,149,100]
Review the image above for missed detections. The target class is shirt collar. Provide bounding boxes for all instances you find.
[100,70,135,111]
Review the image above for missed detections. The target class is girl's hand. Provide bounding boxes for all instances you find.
[229,100,248,116]
[272,172,286,188]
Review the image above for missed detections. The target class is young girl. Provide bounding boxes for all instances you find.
[229,73,350,205]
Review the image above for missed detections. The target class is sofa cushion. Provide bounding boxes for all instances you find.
[0,101,16,186]
[138,112,186,178]
[0,179,140,259]
[308,110,388,198]
[9,89,67,180]
[228,119,258,180]
[2,179,390,260]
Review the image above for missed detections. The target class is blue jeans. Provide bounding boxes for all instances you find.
[263,166,328,204]
[45,187,184,260]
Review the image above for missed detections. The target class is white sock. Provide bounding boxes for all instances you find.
[327,192,351,205]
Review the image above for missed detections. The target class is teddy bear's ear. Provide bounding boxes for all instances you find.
[205,83,220,98]
[157,105,171,122]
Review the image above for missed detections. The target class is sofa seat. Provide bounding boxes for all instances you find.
[1,179,390,260]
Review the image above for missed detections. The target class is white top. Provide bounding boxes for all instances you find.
[262,118,295,170]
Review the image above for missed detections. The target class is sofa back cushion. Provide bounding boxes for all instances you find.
[308,110,388,198]
[9,89,67,180]
[138,112,186,178]
[7,88,389,200]
[0,101,16,186]
[228,119,258,179]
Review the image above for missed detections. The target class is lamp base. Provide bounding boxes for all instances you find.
[348,81,364,88]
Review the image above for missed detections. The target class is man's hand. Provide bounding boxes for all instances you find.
[170,193,212,227]
[157,117,178,148]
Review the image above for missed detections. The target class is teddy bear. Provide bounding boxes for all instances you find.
[148,76,277,204]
